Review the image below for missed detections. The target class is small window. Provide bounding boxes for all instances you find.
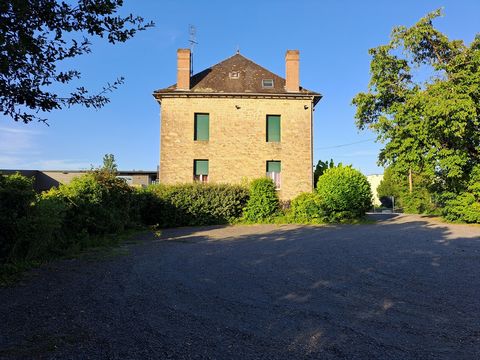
[229,71,240,79]
[262,79,274,88]
[266,115,281,142]
[194,113,209,141]
[266,161,281,189]
[194,159,209,183]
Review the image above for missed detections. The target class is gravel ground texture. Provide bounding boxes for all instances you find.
[1,214,480,359]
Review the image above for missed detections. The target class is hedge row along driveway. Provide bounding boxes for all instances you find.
[1,214,479,359]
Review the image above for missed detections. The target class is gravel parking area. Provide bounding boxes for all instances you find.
[1,214,480,359]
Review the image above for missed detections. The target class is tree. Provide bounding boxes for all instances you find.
[313,159,337,188]
[102,153,117,173]
[377,166,436,213]
[352,9,480,196]
[0,0,153,124]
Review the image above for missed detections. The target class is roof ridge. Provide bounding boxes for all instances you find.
[204,52,286,81]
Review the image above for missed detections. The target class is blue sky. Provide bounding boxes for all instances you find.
[1,0,479,174]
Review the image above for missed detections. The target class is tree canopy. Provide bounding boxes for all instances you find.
[313,159,338,188]
[0,0,153,124]
[352,9,480,194]
[101,153,117,173]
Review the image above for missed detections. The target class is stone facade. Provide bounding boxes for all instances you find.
[159,96,314,200]
[155,50,321,200]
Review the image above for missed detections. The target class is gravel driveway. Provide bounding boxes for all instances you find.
[1,214,480,359]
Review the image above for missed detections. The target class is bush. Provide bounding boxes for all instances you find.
[243,178,279,222]
[401,190,437,214]
[136,183,249,227]
[0,173,36,262]
[442,166,480,223]
[443,192,480,223]
[0,170,136,267]
[288,192,325,223]
[56,170,133,237]
[316,165,372,221]
[12,191,68,261]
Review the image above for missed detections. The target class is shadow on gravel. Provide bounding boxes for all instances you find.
[1,217,479,359]
[367,213,400,222]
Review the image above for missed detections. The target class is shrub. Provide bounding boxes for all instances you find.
[0,173,36,262]
[316,165,372,221]
[136,183,249,227]
[288,192,325,223]
[401,190,437,214]
[56,170,133,237]
[243,178,279,222]
[12,191,68,261]
[443,166,480,223]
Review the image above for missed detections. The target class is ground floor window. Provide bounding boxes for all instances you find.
[194,159,209,183]
[266,160,281,189]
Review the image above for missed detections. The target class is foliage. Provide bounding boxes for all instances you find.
[313,159,337,188]
[376,167,403,206]
[56,170,133,237]
[352,9,480,203]
[12,191,67,261]
[443,165,480,223]
[0,0,154,123]
[316,165,372,221]
[101,153,118,174]
[0,171,134,267]
[136,183,250,227]
[377,166,438,213]
[288,192,325,223]
[243,178,279,222]
[0,173,36,262]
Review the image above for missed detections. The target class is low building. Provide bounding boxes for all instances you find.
[0,170,157,192]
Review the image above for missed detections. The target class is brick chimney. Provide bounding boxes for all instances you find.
[176,48,191,90]
[285,50,299,92]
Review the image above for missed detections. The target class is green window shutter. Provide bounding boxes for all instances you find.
[266,115,281,142]
[194,113,209,141]
[194,160,209,175]
[267,161,281,173]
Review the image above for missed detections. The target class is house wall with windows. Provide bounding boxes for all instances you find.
[154,49,321,200]
[159,96,313,200]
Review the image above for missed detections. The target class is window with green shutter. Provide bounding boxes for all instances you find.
[194,113,209,141]
[266,161,281,173]
[194,159,209,182]
[266,115,281,142]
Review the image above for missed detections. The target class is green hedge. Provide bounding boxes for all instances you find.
[288,192,325,223]
[0,173,37,262]
[135,183,249,227]
[0,171,134,265]
[242,178,279,222]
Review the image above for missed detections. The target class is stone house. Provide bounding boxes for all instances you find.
[153,49,321,200]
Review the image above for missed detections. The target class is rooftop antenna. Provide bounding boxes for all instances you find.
[188,24,198,76]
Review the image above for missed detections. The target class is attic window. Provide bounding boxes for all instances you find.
[262,79,274,88]
[229,71,240,79]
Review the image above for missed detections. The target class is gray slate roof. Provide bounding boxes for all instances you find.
[153,53,321,104]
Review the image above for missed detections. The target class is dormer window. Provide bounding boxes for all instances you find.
[229,71,240,79]
[262,79,274,88]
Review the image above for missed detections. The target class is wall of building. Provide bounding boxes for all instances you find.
[1,170,156,192]
[366,174,384,206]
[159,96,313,200]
